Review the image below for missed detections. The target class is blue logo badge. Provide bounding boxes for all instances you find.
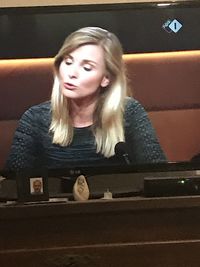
[162,19,183,33]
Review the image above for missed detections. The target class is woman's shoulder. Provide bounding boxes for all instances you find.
[124,97,146,115]
[23,101,51,116]
[20,101,51,124]
[27,101,51,112]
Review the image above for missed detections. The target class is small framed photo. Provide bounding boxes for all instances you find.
[16,169,49,203]
[30,177,44,195]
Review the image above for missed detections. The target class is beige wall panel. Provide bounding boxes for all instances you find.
[0,0,189,8]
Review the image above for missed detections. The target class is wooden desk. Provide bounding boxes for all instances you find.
[1,196,200,267]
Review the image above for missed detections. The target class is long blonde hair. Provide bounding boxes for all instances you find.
[50,27,129,157]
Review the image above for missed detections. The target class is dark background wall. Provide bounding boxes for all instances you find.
[0,1,200,59]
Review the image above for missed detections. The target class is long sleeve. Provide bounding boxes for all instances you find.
[124,97,167,164]
[5,107,42,171]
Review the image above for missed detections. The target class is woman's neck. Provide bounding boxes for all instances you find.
[69,98,97,128]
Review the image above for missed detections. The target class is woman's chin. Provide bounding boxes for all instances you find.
[62,90,78,99]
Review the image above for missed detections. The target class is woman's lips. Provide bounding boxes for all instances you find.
[63,82,77,90]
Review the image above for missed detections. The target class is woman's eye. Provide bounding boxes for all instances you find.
[83,64,92,71]
[64,58,72,65]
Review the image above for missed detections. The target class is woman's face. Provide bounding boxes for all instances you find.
[59,44,109,103]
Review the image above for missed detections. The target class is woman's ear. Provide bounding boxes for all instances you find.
[101,75,110,88]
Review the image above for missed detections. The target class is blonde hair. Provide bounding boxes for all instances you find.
[50,27,128,157]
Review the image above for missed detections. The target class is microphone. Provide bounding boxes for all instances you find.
[114,142,132,165]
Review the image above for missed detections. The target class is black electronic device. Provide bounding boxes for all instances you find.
[115,142,132,165]
[144,175,200,197]
[1,1,200,196]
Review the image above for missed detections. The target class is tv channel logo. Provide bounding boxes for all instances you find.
[162,19,183,33]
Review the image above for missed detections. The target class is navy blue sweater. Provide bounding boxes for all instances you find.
[6,97,166,170]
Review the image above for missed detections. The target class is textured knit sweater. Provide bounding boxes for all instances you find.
[6,97,166,170]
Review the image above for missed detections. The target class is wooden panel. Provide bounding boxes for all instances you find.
[0,0,189,8]
[1,196,200,266]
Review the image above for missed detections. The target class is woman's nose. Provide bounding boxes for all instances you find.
[68,65,78,78]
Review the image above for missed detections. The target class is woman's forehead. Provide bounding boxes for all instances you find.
[64,44,106,64]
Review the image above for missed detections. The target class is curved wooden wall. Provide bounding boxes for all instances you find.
[0,0,189,8]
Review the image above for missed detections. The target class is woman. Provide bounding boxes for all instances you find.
[6,27,166,171]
